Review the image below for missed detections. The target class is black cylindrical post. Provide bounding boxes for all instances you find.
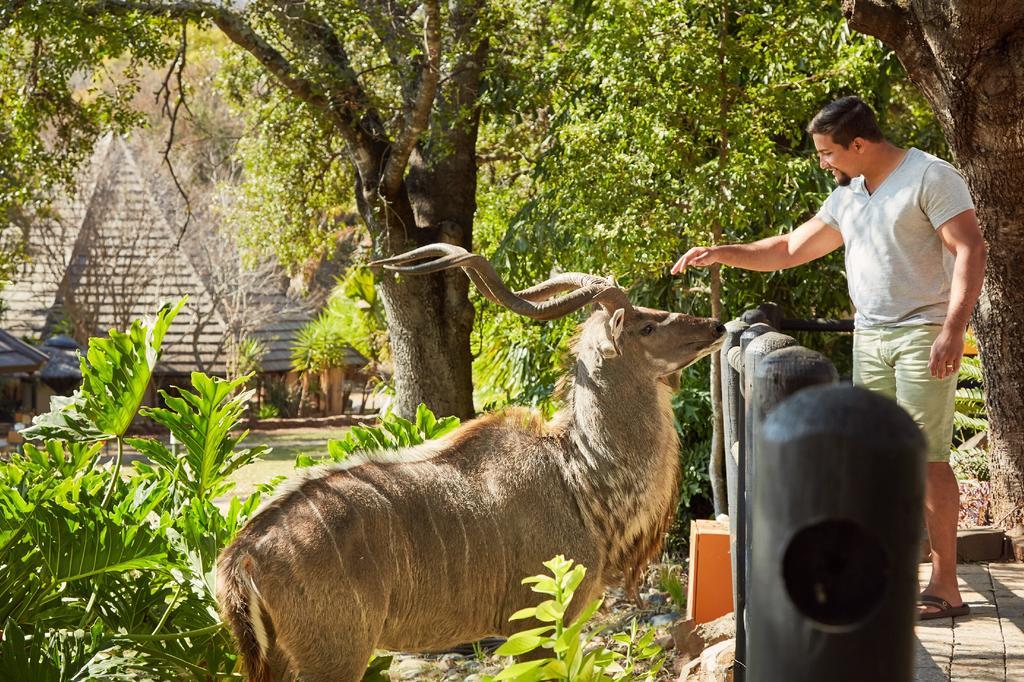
[742,332,799,476]
[732,322,777,681]
[752,302,784,329]
[748,385,926,682]
[738,331,797,675]
[721,319,747,522]
[748,347,839,502]
[720,319,747,638]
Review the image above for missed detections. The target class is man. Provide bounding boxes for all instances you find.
[672,96,986,620]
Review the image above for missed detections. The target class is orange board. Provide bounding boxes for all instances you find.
[686,519,734,624]
[964,326,978,357]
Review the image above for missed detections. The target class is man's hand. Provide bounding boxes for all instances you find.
[671,246,719,275]
[929,327,965,379]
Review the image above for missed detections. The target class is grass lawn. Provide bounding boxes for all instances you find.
[226,427,348,500]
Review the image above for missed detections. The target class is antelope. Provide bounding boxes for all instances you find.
[216,245,725,681]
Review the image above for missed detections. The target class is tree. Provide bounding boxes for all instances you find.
[843,0,1024,526]
[1,2,168,301]
[4,2,502,420]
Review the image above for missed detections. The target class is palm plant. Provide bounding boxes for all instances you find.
[291,266,390,415]
[291,311,350,415]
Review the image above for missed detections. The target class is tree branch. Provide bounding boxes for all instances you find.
[841,0,941,102]
[380,0,441,197]
[156,21,194,244]
[841,0,909,47]
[81,0,211,20]
[270,1,387,179]
[355,0,415,82]
[81,0,381,180]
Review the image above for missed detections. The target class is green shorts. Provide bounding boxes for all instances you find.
[852,325,957,463]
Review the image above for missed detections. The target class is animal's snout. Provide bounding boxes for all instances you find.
[714,323,726,335]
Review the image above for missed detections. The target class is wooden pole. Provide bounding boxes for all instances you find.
[748,385,925,681]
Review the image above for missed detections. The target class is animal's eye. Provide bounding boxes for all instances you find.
[640,324,655,336]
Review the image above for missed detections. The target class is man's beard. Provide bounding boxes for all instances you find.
[835,171,852,186]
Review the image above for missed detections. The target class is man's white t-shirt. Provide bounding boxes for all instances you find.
[815,147,975,329]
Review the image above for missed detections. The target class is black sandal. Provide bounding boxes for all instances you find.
[918,594,970,621]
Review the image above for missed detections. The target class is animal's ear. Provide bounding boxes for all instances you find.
[597,308,626,358]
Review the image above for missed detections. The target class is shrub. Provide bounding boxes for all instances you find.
[258,402,280,420]
[484,556,664,682]
[1,300,265,679]
[951,349,989,481]
[295,403,460,468]
[262,374,302,417]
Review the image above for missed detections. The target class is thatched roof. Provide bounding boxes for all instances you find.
[0,330,47,375]
[1,135,353,376]
[37,335,82,391]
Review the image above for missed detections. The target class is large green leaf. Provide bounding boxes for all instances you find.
[29,506,167,588]
[0,504,167,629]
[133,371,268,501]
[0,620,104,682]
[0,526,46,625]
[22,298,187,443]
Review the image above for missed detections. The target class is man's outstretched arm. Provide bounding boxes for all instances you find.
[671,217,843,274]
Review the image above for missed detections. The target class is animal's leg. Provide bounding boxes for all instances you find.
[288,647,376,682]
[273,620,376,682]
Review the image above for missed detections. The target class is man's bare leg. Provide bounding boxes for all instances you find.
[920,462,964,615]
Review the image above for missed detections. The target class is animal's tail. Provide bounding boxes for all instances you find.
[217,546,272,682]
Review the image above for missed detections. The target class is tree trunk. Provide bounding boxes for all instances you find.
[708,0,730,517]
[844,0,1024,526]
[377,265,475,421]
[361,140,479,421]
[964,163,1024,526]
[366,37,486,422]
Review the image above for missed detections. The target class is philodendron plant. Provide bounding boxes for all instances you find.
[1,299,268,679]
[0,300,461,680]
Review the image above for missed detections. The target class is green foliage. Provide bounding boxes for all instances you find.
[229,336,267,381]
[951,343,989,481]
[292,266,388,379]
[336,266,389,364]
[362,654,395,682]
[258,403,280,420]
[657,565,687,613]
[218,51,357,273]
[296,403,459,467]
[1,305,267,679]
[473,309,577,414]
[952,446,988,483]
[22,298,186,443]
[0,2,171,223]
[671,371,714,509]
[128,372,271,500]
[484,556,664,682]
[263,375,302,418]
[292,313,352,376]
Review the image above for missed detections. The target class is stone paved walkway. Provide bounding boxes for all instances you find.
[916,562,1024,681]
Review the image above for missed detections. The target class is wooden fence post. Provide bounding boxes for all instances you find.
[748,385,925,682]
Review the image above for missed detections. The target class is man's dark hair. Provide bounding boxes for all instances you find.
[806,96,885,147]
